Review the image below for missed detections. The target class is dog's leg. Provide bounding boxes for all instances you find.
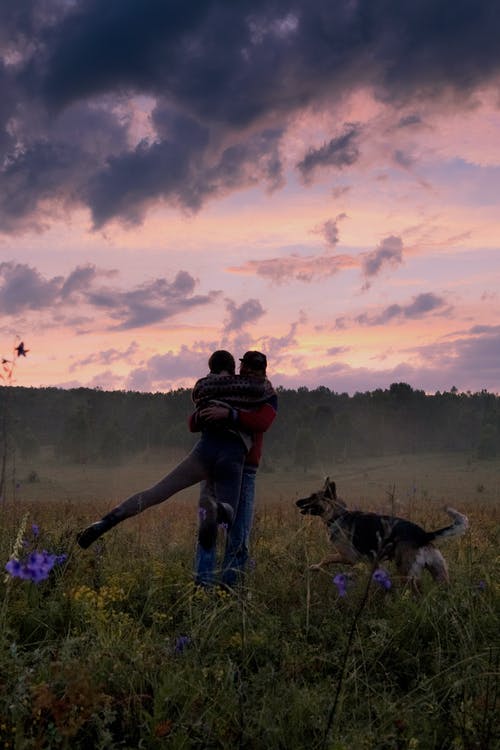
[309,545,358,571]
[395,543,424,595]
[425,548,449,584]
[406,577,422,596]
[398,544,450,594]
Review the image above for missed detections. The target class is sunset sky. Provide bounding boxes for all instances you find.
[1,0,499,394]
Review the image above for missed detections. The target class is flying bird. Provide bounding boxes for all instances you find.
[15,342,29,357]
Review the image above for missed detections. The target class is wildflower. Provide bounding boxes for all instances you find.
[5,559,23,578]
[372,568,392,590]
[5,550,66,584]
[31,524,39,537]
[198,507,207,521]
[174,635,191,654]
[218,522,228,531]
[333,573,348,597]
[477,580,486,591]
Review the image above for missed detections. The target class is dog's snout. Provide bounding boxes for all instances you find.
[296,497,322,515]
[296,496,311,508]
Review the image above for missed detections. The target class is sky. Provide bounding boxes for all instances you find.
[1,0,499,395]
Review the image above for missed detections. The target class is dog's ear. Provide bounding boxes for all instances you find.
[324,480,337,500]
[334,495,347,510]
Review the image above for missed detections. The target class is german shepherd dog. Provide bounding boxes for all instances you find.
[296,479,469,591]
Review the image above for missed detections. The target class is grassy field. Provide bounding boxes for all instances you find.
[1,453,498,749]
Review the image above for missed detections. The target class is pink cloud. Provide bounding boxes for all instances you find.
[229,252,356,284]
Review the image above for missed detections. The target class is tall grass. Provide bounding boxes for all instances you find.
[0,461,498,749]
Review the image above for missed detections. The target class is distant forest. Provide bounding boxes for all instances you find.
[1,383,499,473]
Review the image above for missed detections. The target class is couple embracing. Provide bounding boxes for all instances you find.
[77,350,277,589]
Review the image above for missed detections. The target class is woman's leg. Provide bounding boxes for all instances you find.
[197,479,218,550]
[194,441,246,585]
[77,446,208,548]
[194,480,218,587]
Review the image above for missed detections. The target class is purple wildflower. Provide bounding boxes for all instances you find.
[174,635,191,654]
[5,549,66,584]
[477,580,486,591]
[31,524,40,537]
[5,559,23,577]
[372,568,392,590]
[198,507,207,521]
[333,573,348,597]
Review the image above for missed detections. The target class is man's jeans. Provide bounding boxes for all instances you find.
[195,467,257,587]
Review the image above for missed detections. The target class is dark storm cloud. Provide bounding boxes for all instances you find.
[0,101,129,231]
[0,64,18,155]
[0,1,68,46]
[1,0,500,228]
[356,292,450,326]
[40,1,500,120]
[86,122,283,228]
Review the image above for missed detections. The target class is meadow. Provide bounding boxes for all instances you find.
[0,452,498,749]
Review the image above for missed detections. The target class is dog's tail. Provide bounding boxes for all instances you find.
[427,507,469,543]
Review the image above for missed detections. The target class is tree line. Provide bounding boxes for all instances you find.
[1,382,499,471]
